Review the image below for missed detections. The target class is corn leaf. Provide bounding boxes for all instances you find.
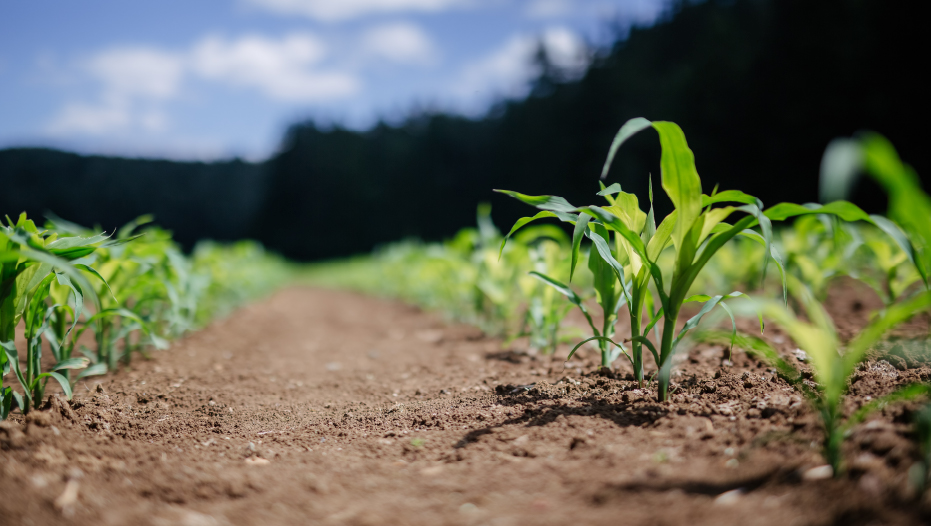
[600,117,652,179]
[493,190,578,213]
[652,121,703,255]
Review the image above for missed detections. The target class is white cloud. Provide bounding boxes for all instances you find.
[243,0,466,21]
[47,32,362,135]
[47,102,131,135]
[359,22,438,65]
[86,47,184,101]
[190,33,359,101]
[453,26,587,108]
[47,101,169,135]
[539,27,587,71]
[524,0,572,19]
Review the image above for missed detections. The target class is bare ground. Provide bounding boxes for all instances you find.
[2,285,931,526]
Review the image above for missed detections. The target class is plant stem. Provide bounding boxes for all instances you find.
[601,314,611,368]
[657,309,679,402]
[630,303,643,386]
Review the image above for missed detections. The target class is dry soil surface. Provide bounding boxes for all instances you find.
[3,286,931,526]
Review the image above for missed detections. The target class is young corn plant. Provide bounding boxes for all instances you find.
[1,213,102,416]
[821,132,931,297]
[499,118,781,395]
[496,188,631,374]
[44,215,161,372]
[502,222,575,354]
[707,279,931,475]
[500,118,894,400]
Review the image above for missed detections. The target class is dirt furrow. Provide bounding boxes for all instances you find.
[2,286,929,525]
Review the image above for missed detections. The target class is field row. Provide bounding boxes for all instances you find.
[308,120,931,481]
[1,216,290,419]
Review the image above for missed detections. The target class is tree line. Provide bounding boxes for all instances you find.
[1,0,926,260]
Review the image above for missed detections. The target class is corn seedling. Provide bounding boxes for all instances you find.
[511,225,574,354]
[1,213,105,415]
[706,278,931,475]
[2,211,290,420]
[821,132,931,300]
[498,119,785,396]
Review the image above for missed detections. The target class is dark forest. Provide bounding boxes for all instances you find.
[1,0,926,260]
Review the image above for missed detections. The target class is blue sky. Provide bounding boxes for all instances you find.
[0,0,667,161]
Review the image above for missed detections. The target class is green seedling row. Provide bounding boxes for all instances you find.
[309,119,931,478]
[1,215,291,419]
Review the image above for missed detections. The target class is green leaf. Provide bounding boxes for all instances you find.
[869,214,927,287]
[738,229,788,304]
[652,121,703,254]
[493,190,577,213]
[567,335,631,365]
[45,233,109,250]
[587,229,619,317]
[696,331,802,387]
[673,292,752,350]
[54,272,84,336]
[74,263,116,301]
[764,201,872,222]
[818,138,863,203]
[570,213,591,281]
[18,247,100,309]
[701,190,763,209]
[0,341,29,399]
[736,204,773,282]
[529,271,584,309]
[76,363,108,379]
[529,270,597,335]
[596,183,622,196]
[52,357,90,371]
[646,210,676,261]
[600,117,653,179]
[36,371,73,399]
[628,335,660,367]
[98,234,144,249]
[586,228,631,306]
[584,207,649,262]
[845,384,931,431]
[116,214,154,239]
[845,290,931,372]
[499,211,559,259]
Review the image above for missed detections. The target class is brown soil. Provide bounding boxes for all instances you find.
[3,285,931,526]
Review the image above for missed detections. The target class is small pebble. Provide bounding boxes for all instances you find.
[714,488,744,506]
[802,465,833,480]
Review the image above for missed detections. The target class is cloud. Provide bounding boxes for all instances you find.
[453,27,587,108]
[524,0,572,19]
[47,101,169,135]
[190,33,359,101]
[86,47,184,101]
[359,22,438,65]
[243,0,467,21]
[47,32,361,135]
[539,27,587,71]
[47,102,131,135]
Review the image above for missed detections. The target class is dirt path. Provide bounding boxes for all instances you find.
[2,287,930,525]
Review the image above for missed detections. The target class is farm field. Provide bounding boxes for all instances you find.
[2,283,930,526]
[4,1,928,523]
[4,120,931,525]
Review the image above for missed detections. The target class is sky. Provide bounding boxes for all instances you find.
[0,0,668,161]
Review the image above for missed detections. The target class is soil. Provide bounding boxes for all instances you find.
[3,284,931,526]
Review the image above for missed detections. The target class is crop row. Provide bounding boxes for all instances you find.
[308,119,931,480]
[1,216,290,419]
